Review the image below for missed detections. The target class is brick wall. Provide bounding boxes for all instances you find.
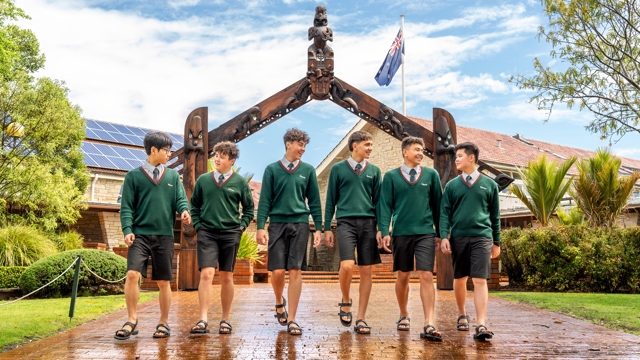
[73,211,104,242]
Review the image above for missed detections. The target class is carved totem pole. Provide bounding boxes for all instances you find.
[170,6,514,290]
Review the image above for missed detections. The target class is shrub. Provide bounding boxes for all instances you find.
[0,266,26,288]
[19,249,127,298]
[51,230,84,252]
[236,232,263,264]
[0,226,58,266]
[501,225,640,292]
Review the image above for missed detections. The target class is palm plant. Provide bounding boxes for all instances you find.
[555,206,585,225]
[570,148,640,228]
[207,160,254,181]
[509,153,577,226]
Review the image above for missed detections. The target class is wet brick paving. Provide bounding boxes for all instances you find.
[1,283,639,359]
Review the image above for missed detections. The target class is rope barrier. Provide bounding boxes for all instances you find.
[0,257,79,307]
[80,259,127,284]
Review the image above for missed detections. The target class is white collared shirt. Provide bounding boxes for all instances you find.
[400,163,422,181]
[281,156,300,170]
[142,161,165,179]
[462,169,480,183]
[214,169,234,184]
[347,157,367,171]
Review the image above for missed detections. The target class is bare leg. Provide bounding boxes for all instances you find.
[339,260,354,322]
[419,271,435,326]
[396,271,410,330]
[356,265,372,321]
[154,280,171,336]
[271,269,287,324]
[472,278,489,328]
[287,269,302,334]
[124,270,140,324]
[197,267,215,322]
[453,277,469,329]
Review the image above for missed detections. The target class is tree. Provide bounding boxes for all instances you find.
[1,1,88,231]
[570,148,640,227]
[509,153,577,226]
[511,0,640,143]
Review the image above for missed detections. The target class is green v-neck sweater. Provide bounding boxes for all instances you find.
[257,161,322,230]
[120,167,190,236]
[439,174,501,245]
[324,160,382,230]
[378,167,442,237]
[190,172,255,230]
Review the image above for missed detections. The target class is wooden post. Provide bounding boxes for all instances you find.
[179,107,208,290]
[433,108,458,290]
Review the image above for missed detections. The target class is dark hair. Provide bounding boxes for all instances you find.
[454,142,479,163]
[213,141,240,160]
[348,131,373,152]
[143,131,173,155]
[401,136,424,151]
[283,128,310,146]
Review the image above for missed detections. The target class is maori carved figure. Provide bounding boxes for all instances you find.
[331,79,358,112]
[182,113,207,244]
[285,81,312,110]
[379,105,410,139]
[233,106,261,141]
[307,6,334,100]
[434,115,456,185]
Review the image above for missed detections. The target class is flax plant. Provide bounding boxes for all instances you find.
[570,148,640,228]
[509,154,576,226]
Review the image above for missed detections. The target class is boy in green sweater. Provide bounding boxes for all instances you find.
[115,131,191,340]
[440,142,501,341]
[189,141,254,335]
[256,128,323,336]
[377,136,443,341]
[324,130,382,335]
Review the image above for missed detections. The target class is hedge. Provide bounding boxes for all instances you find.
[501,225,640,293]
[19,249,127,298]
[0,266,26,288]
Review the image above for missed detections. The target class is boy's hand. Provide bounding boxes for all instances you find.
[124,234,135,246]
[382,235,391,253]
[256,229,267,245]
[435,237,441,252]
[181,210,191,225]
[324,231,334,248]
[376,231,382,248]
[440,238,451,254]
[313,231,322,248]
[491,244,501,259]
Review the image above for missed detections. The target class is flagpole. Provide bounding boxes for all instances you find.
[401,14,406,116]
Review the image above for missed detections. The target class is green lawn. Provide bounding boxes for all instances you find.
[492,292,640,335]
[0,292,158,352]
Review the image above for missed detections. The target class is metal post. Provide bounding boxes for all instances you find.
[401,14,406,116]
[69,254,82,319]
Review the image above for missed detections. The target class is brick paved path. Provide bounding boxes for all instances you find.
[1,283,639,359]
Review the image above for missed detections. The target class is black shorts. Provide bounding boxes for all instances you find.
[450,236,492,279]
[267,223,310,271]
[127,235,174,281]
[197,226,243,272]
[392,234,436,272]
[336,217,381,266]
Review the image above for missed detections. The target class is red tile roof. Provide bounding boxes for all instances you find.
[407,116,640,174]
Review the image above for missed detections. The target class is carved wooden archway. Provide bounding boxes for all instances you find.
[171,6,514,290]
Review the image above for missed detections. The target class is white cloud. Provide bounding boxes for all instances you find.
[19,0,541,135]
[612,147,640,158]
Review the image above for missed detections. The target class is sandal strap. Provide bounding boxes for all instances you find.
[287,321,300,328]
[338,298,353,307]
[355,319,369,328]
[424,324,436,333]
[457,315,470,322]
[156,323,171,333]
[397,316,410,323]
[219,320,232,330]
[476,324,490,333]
[194,320,207,329]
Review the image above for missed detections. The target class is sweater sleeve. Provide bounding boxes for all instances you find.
[489,182,501,245]
[307,168,323,231]
[190,176,203,230]
[120,172,135,236]
[377,173,393,237]
[323,166,338,231]
[175,173,190,215]
[372,166,382,220]
[429,169,443,237]
[439,182,452,239]
[256,166,273,230]
[240,179,255,229]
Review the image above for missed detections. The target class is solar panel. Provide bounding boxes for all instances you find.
[111,124,135,135]
[86,120,102,130]
[84,120,184,148]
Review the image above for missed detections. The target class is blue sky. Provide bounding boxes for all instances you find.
[19,0,640,181]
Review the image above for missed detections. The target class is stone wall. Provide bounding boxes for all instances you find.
[101,212,124,250]
[73,211,104,242]
[83,175,123,203]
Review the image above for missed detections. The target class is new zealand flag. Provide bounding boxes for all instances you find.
[374,27,404,86]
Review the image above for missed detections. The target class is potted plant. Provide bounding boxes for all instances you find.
[213,232,263,285]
